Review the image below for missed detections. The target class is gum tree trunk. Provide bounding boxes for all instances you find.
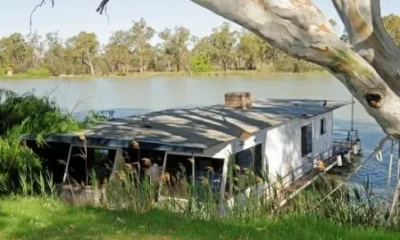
[189,0,400,139]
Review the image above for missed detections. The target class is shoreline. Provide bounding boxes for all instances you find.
[0,70,328,80]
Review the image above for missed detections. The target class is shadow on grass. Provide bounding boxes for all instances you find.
[1,198,398,240]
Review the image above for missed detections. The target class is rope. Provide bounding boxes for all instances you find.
[311,140,399,210]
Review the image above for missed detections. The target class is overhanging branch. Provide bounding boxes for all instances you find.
[96,0,111,14]
[30,0,110,32]
[30,0,55,35]
[189,0,400,137]
[333,0,400,96]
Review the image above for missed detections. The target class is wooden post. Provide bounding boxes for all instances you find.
[110,148,124,180]
[191,153,195,188]
[219,154,230,214]
[158,152,168,198]
[62,144,73,183]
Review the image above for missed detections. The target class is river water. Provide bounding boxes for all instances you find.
[0,74,397,194]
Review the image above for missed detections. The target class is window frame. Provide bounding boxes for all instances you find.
[301,123,313,157]
[320,117,327,135]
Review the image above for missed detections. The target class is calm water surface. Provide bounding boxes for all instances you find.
[0,75,396,193]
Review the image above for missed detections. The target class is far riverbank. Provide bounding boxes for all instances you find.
[0,69,328,80]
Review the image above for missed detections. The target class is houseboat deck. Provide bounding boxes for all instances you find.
[278,153,341,207]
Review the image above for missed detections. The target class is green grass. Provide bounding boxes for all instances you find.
[0,197,398,240]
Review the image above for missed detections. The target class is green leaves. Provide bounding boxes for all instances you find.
[0,33,33,72]
[209,22,237,71]
[66,32,99,75]
[190,54,212,72]
[383,14,400,45]
[0,88,82,194]
[238,31,268,70]
[159,26,192,72]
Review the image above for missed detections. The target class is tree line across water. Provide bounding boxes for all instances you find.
[0,14,399,78]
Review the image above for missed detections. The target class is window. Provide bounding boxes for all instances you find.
[195,157,224,193]
[226,144,263,198]
[320,118,327,135]
[301,124,313,157]
[68,147,116,185]
[159,155,224,199]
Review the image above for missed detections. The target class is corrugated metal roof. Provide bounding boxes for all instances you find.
[22,99,348,152]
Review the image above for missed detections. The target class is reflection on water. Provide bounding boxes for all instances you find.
[0,74,396,192]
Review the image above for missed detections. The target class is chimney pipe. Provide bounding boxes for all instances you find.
[224,92,252,109]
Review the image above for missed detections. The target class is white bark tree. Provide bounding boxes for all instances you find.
[185,0,400,140]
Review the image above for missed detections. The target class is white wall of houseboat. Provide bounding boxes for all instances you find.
[203,111,334,188]
[265,111,334,185]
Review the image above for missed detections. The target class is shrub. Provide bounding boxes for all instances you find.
[273,56,323,73]
[0,88,82,195]
[0,89,81,136]
[0,66,13,76]
[0,126,41,194]
[26,67,51,77]
[190,54,212,72]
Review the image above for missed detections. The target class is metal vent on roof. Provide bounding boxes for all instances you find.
[141,116,152,128]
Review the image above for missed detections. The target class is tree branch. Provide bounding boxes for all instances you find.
[333,0,400,96]
[189,0,400,138]
[96,0,110,14]
[30,0,55,35]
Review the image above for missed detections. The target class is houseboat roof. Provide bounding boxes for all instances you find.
[22,99,348,153]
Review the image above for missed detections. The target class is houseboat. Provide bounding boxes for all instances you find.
[22,92,358,206]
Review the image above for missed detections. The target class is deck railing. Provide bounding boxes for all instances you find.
[228,146,344,208]
[333,129,359,152]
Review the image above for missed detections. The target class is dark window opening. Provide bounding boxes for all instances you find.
[160,154,193,199]
[301,124,313,157]
[122,148,165,181]
[194,157,224,202]
[320,118,327,135]
[195,157,224,193]
[68,147,116,185]
[226,144,263,198]
[25,141,71,184]
[254,144,263,177]
[157,154,224,199]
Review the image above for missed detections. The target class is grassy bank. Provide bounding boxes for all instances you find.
[0,197,397,240]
